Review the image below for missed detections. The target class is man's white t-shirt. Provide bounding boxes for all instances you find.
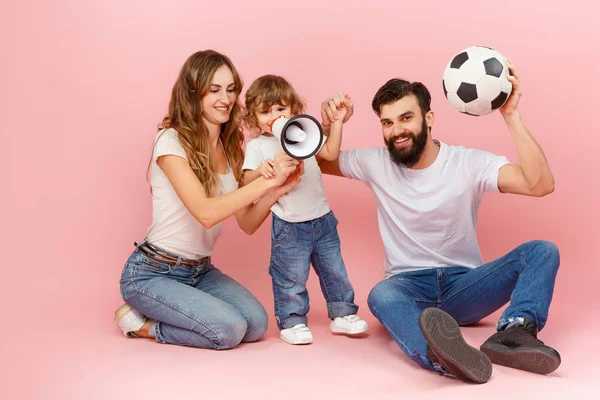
[242,134,330,222]
[145,128,238,259]
[338,141,509,278]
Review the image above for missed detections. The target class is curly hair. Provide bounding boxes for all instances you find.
[243,75,305,138]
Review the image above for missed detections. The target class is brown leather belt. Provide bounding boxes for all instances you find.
[135,242,208,266]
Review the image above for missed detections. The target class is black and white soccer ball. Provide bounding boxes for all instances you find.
[442,46,512,116]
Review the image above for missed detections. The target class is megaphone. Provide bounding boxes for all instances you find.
[269,114,324,160]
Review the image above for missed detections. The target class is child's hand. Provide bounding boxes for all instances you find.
[332,106,349,126]
[258,159,275,179]
[321,93,354,126]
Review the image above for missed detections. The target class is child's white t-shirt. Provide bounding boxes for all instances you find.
[242,134,330,223]
[145,128,239,259]
[338,141,510,278]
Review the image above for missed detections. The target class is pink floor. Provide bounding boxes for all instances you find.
[5,269,598,399]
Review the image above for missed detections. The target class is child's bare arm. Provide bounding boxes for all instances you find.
[317,93,352,162]
[317,108,346,162]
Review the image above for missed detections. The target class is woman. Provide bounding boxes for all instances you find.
[115,50,302,349]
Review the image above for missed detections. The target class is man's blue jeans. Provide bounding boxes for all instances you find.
[367,240,560,371]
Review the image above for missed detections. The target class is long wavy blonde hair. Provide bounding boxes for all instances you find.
[152,50,245,196]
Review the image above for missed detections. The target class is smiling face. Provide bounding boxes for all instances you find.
[200,65,237,127]
[380,94,431,168]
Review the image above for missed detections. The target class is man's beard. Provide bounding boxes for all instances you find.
[384,117,428,168]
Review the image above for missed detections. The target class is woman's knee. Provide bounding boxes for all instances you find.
[209,315,248,350]
[242,303,269,343]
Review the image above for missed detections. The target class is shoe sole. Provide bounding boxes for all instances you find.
[419,308,492,384]
[280,335,313,345]
[480,342,561,375]
[330,323,369,335]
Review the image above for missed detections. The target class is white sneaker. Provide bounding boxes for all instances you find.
[330,314,369,335]
[114,303,147,337]
[280,324,314,345]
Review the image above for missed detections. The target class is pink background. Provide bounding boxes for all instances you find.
[2,0,598,398]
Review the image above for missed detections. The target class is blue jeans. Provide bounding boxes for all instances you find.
[367,240,560,372]
[269,211,358,329]
[119,242,268,349]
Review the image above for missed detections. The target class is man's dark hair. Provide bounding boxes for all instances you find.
[372,78,432,117]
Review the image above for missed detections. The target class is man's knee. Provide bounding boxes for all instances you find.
[367,281,390,312]
[367,279,411,315]
[527,240,560,272]
[541,240,560,261]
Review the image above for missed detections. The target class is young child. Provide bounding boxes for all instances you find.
[242,75,368,345]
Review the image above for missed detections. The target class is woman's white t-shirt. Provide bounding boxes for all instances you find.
[145,128,238,259]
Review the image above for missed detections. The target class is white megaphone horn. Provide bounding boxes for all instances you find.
[269,114,324,160]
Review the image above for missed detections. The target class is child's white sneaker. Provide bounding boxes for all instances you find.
[114,303,147,337]
[330,314,369,335]
[280,324,314,345]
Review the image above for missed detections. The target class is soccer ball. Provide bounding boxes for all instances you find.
[442,46,512,116]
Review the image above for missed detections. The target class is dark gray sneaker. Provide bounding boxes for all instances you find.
[480,318,561,375]
[419,308,492,383]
